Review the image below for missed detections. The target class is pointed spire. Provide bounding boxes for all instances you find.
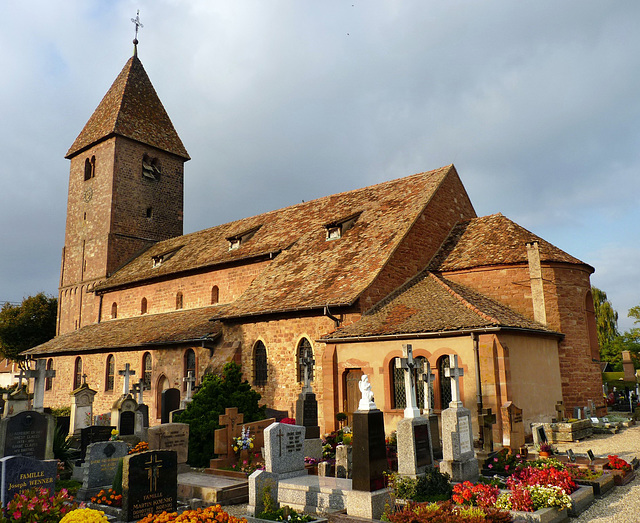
[66,55,190,160]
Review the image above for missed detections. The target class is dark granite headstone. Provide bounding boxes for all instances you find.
[264,407,289,422]
[352,410,388,491]
[414,423,430,468]
[295,392,320,439]
[587,449,595,462]
[137,404,149,429]
[80,425,116,462]
[120,411,135,436]
[0,455,57,506]
[161,389,181,424]
[2,411,51,459]
[122,450,177,522]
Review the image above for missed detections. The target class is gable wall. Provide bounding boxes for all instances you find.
[360,169,476,310]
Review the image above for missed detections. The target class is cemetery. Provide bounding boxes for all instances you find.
[0,352,637,523]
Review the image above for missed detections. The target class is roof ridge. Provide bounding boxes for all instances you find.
[427,273,500,324]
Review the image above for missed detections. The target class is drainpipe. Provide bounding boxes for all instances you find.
[526,241,547,325]
[472,332,483,444]
[324,305,341,328]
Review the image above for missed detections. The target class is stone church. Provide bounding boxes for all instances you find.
[26,48,604,443]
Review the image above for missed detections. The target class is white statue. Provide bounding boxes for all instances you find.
[358,374,377,411]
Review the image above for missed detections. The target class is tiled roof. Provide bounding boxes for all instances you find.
[97,166,458,317]
[320,272,557,340]
[22,306,221,356]
[429,213,590,272]
[66,55,190,160]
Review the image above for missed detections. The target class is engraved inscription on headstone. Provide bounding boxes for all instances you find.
[458,417,472,454]
[0,455,57,506]
[3,411,50,459]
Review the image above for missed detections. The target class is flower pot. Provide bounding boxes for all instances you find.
[538,451,550,458]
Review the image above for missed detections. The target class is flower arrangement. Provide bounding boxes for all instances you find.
[229,452,264,475]
[90,488,123,507]
[129,441,150,454]
[452,481,500,508]
[607,455,632,472]
[484,448,527,474]
[257,505,313,522]
[536,442,556,455]
[59,508,109,523]
[386,501,511,523]
[110,429,119,441]
[496,485,572,512]
[233,426,254,453]
[281,417,296,425]
[4,488,78,523]
[566,465,603,481]
[137,505,247,523]
[507,465,576,494]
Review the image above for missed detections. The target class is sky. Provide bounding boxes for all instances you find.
[1,1,639,331]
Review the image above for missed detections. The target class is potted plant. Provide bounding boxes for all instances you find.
[536,442,556,458]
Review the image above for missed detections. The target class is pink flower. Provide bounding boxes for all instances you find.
[13,511,21,519]
[243,460,248,465]
[494,458,498,462]
[488,464,493,468]
[505,465,510,470]
[28,503,35,511]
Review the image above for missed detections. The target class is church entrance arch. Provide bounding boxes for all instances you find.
[156,375,170,419]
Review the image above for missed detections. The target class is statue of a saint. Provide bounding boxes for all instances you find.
[358,374,377,411]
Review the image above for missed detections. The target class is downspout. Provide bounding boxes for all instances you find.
[324,305,341,328]
[472,332,483,444]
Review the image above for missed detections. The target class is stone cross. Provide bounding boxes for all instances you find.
[299,347,315,392]
[420,360,436,415]
[82,373,88,385]
[444,354,464,406]
[479,407,496,452]
[134,379,144,404]
[555,401,564,422]
[219,407,244,456]
[14,368,27,390]
[183,371,196,401]
[396,344,420,418]
[25,359,56,412]
[118,364,136,396]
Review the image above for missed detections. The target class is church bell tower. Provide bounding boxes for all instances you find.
[58,42,190,335]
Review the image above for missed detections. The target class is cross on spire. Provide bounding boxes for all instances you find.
[131,10,143,55]
[396,344,420,418]
[118,363,136,396]
[444,354,464,406]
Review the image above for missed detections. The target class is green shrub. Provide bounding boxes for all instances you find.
[389,468,452,502]
[174,362,266,467]
[51,406,72,417]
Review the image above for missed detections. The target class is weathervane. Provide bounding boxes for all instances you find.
[131,10,143,54]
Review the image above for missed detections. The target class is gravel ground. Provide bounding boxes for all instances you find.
[220,423,640,521]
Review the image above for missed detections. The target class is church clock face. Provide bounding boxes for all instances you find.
[83,187,93,203]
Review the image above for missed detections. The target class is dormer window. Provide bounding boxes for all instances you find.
[151,246,182,268]
[142,154,161,180]
[227,226,261,251]
[325,213,361,240]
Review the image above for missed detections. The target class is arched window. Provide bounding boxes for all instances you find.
[253,341,268,386]
[105,355,115,391]
[141,297,148,315]
[438,355,452,410]
[176,292,183,310]
[211,286,219,304]
[297,338,314,383]
[183,349,196,391]
[45,359,54,391]
[73,357,83,390]
[111,302,117,319]
[84,155,95,181]
[391,356,426,409]
[143,352,152,391]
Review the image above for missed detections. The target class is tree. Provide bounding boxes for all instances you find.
[174,362,266,467]
[0,293,57,361]
[592,287,620,362]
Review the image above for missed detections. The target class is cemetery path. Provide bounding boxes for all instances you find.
[553,423,640,523]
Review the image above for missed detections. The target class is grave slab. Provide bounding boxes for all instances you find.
[0,455,57,506]
[147,423,190,464]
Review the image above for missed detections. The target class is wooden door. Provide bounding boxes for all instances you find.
[344,368,363,426]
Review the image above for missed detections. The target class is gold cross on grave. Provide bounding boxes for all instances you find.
[145,454,163,492]
[219,407,244,456]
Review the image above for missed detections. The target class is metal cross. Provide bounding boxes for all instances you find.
[299,346,315,391]
[131,10,143,41]
[420,360,436,416]
[396,344,420,418]
[145,454,163,492]
[118,363,136,396]
[444,354,464,405]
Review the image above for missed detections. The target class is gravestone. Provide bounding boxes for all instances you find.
[118,363,136,396]
[209,415,274,471]
[264,422,306,475]
[25,359,56,413]
[122,450,178,522]
[69,383,97,437]
[623,351,635,382]
[502,401,525,452]
[181,371,196,409]
[295,346,321,441]
[479,408,496,452]
[111,395,139,436]
[419,359,442,459]
[161,388,181,424]
[532,424,548,446]
[396,345,433,477]
[75,440,129,501]
[147,423,190,464]
[439,355,478,482]
[0,455,57,506]
[79,425,116,462]
[2,388,29,418]
[335,443,352,479]
[555,401,565,422]
[0,410,54,460]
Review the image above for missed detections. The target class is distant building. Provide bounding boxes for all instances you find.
[26,48,604,442]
